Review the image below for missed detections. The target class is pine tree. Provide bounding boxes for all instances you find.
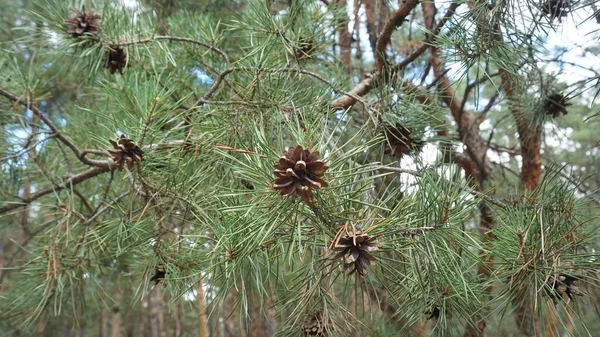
[1,0,600,336]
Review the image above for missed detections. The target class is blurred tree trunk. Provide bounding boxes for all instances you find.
[335,0,353,75]
[100,309,109,337]
[111,276,121,337]
[198,280,209,337]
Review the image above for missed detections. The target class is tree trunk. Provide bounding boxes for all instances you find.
[198,280,209,337]
[336,0,353,75]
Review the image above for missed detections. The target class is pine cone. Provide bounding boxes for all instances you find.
[108,135,144,170]
[383,123,423,158]
[63,7,102,37]
[302,313,328,337]
[547,274,582,302]
[295,37,317,60]
[273,145,328,203]
[149,263,166,285]
[424,305,440,320]
[544,92,571,118]
[106,47,127,75]
[330,223,378,276]
[541,0,569,22]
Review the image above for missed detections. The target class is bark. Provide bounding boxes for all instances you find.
[100,310,109,337]
[352,0,364,77]
[137,301,145,337]
[501,71,542,190]
[198,280,209,337]
[374,0,420,71]
[175,302,182,337]
[363,0,379,53]
[150,285,163,337]
[336,0,353,75]
[110,276,121,337]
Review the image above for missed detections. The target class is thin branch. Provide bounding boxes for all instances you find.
[112,35,230,65]
[0,134,57,162]
[0,87,113,168]
[376,165,508,208]
[0,166,112,214]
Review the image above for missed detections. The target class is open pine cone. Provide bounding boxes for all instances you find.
[383,123,423,158]
[106,47,127,75]
[330,223,378,276]
[273,145,328,203]
[547,274,582,302]
[63,7,102,37]
[544,92,571,118]
[108,135,144,170]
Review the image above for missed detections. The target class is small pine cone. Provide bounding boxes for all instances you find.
[302,313,328,337]
[542,0,569,22]
[330,223,378,276]
[63,7,102,37]
[383,123,423,158]
[425,306,440,320]
[150,263,166,285]
[273,145,328,203]
[106,47,127,75]
[548,274,582,301]
[543,92,571,118]
[108,135,144,170]
[295,37,317,60]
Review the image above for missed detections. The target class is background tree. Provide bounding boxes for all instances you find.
[1,0,600,336]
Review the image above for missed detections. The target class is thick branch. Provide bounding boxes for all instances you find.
[374,0,420,71]
[331,1,460,109]
[336,0,353,75]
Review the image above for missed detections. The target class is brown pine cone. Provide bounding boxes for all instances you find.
[383,123,423,158]
[106,47,127,75]
[273,145,328,203]
[108,135,144,170]
[63,7,102,37]
[330,223,379,276]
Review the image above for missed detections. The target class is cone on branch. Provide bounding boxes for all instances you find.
[543,92,571,118]
[108,135,144,171]
[330,223,378,276]
[149,263,166,285]
[547,273,583,303]
[382,122,423,158]
[295,37,317,60]
[63,7,102,37]
[302,312,329,337]
[273,145,328,204]
[106,47,127,75]
[541,0,570,22]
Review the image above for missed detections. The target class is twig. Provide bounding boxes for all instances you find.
[0,166,112,214]
[0,87,113,168]
[112,35,230,65]
[376,165,508,208]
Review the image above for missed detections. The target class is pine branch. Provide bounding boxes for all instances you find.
[0,87,113,169]
[331,1,461,109]
[0,166,111,214]
[111,35,230,65]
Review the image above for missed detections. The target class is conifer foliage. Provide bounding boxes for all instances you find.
[1,0,600,336]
